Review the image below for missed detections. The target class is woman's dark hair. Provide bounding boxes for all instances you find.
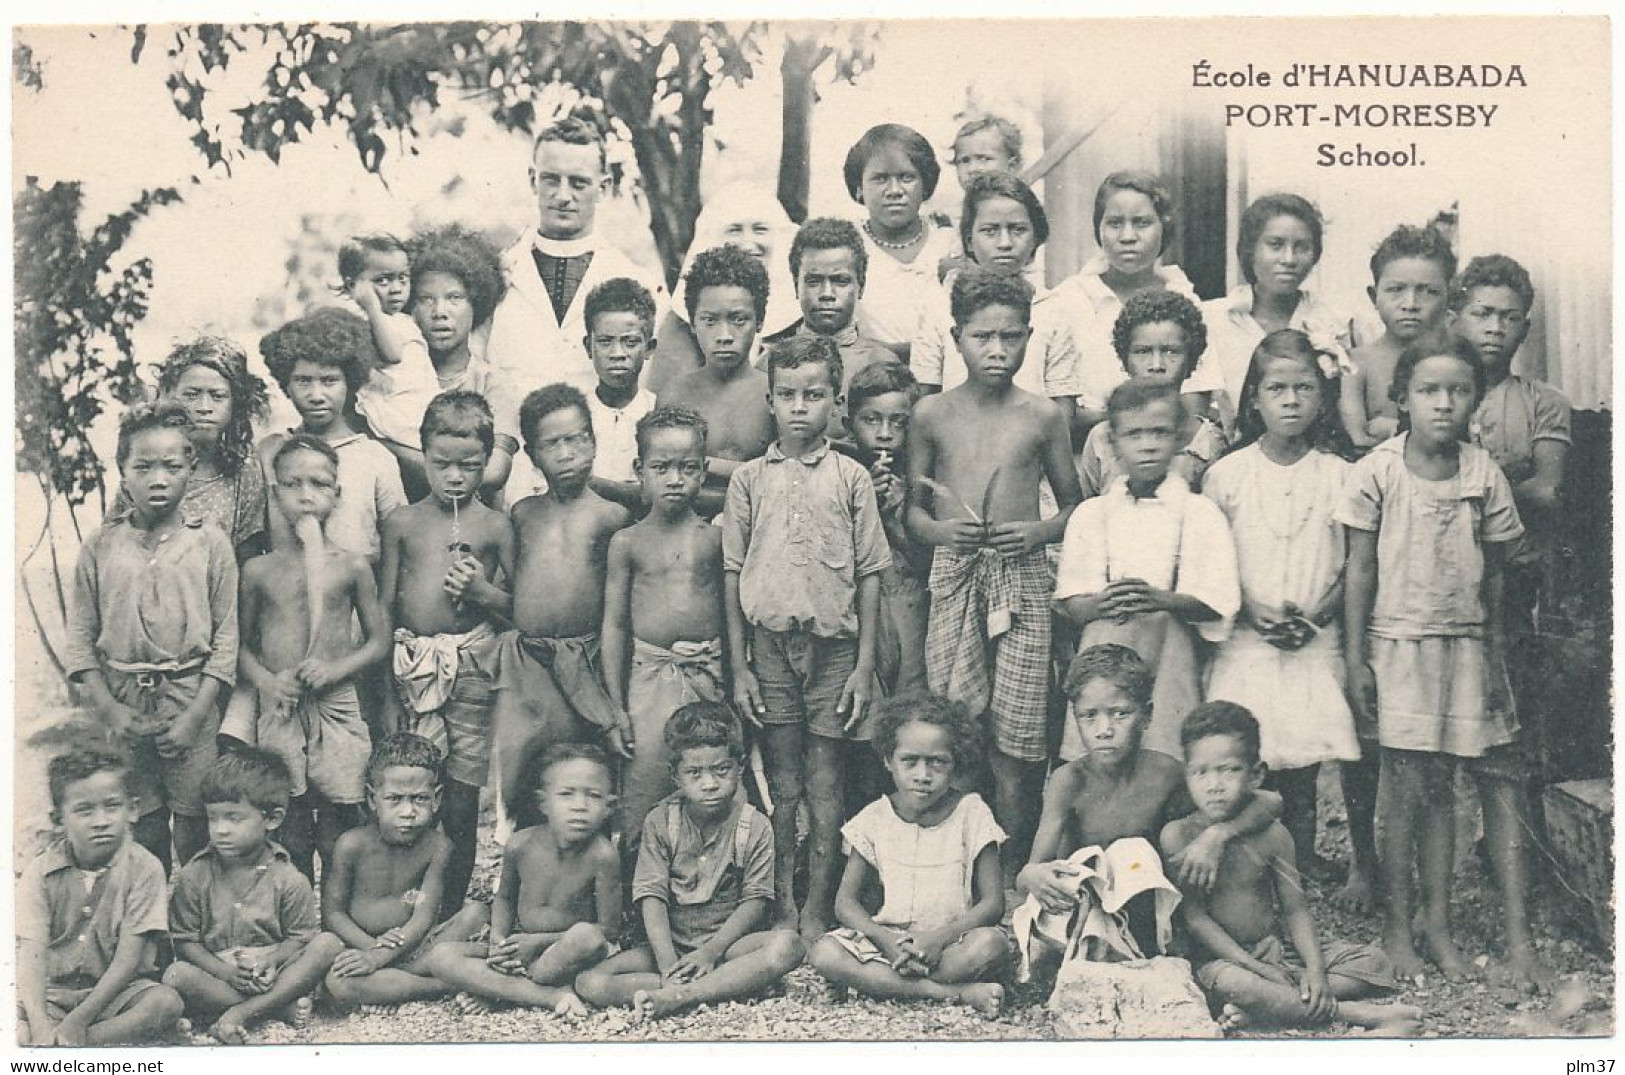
[1236,193,1324,286]
[843,123,941,203]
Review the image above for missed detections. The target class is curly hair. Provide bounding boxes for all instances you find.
[1063,644,1154,711]
[682,244,770,324]
[949,266,1032,327]
[48,747,131,812]
[407,223,508,327]
[960,171,1048,259]
[202,745,293,815]
[635,404,709,458]
[116,401,194,468]
[1368,224,1456,286]
[846,360,919,415]
[519,383,591,450]
[583,276,657,339]
[789,217,869,291]
[843,123,941,203]
[870,693,981,775]
[1236,193,1324,286]
[663,701,746,763]
[421,389,496,457]
[765,332,842,392]
[157,336,270,476]
[1179,701,1262,765]
[1229,330,1355,460]
[1093,171,1175,254]
[259,307,375,398]
[365,732,444,790]
[953,115,1023,169]
[1110,289,1208,376]
[272,431,340,478]
[1390,333,1486,436]
[1449,253,1535,314]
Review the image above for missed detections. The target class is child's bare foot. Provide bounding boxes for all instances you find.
[1216,1003,1250,1031]
[1331,869,1377,913]
[357,1003,402,1017]
[956,982,1004,1018]
[631,987,684,1022]
[799,908,831,945]
[452,992,494,1016]
[553,990,588,1019]
[1364,1004,1423,1037]
[1414,923,1471,979]
[1500,944,1554,995]
[284,996,314,1028]
[210,1014,251,1045]
[1381,929,1427,982]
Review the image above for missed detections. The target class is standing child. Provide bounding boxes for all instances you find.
[17,749,184,1045]
[574,703,805,1018]
[162,747,344,1043]
[1054,381,1239,758]
[67,403,239,871]
[655,245,776,517]
[582,278,660,510]
[602,406,728,871]
[492,384,634,826]
[1337,336,1543,989]
[808,694,1011,1016]
[1345,225,1456,448]
[723,334,892,939]
[1161,703,1420,1035]
[321,733,491,1011]
[238,436,391,882]
[426,742,621,1017]
[907,269,1083,875]
[381,391,514,913]
[1203,330,1363,885]
[1077,289,1228,498]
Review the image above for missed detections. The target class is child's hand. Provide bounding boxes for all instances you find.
[1347,663,1379,729]
[733,668,767,727]
[263,668,303,713]
[986,520,1044,556]
[607,711,636,760]
[1169,827,1227,891]
[51,1012,89,1047]
[665,947,718,983]
[911,926,956,967]
[351,280,382,316]
[296,659,340,693]
[331,948,384,978]
[230,957,266,995]
[837,665,874,733]
[1028,861,1084,913]
[156,706,206,759]
[944,518,988,554]
[1301,969,1337,1021]
[887,934,932,978]
[374,927,408,950]
[486,937,525,975]
[1098,578,1151,620]
[443,557,483,603]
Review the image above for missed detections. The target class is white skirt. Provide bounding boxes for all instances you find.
[1205,623,1360,770]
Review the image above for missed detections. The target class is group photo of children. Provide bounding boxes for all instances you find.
[11,16,1614,1050]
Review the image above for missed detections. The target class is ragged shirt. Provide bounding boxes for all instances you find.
[17,838,167,988]
[631,795,774,952]
[169,841,318,954]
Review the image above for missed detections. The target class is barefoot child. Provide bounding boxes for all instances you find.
[656,245,776,517]
[492,384,634,825]
[426,742,621,1017]
[1162,703,1420,1035]
[17,749,184,1046]
[574,703,805,1018]
[1054,381,1239,757]
[67,403,239,872]
[238,436,390,882]
[163,747,344,1042]
[1203,330,1363,883]
[809,693,1011,1016]
[723,334,892,938]
[322,733,490,1011]
[1337,336,1543,989]
[908,268,1084,874]
[382,391,514,911]
[602,406,728,870]
[1345,225,1455,448]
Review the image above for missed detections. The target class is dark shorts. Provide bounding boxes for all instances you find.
[750,625,867,740]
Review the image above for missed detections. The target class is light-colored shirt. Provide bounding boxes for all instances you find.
[169,842,317,954]
[721,439,892,639]
[855,224,960,352]
[1054,471,1240,644]
[1335,435,1524,638]
[65,515,239,684]
[350,306,439,451]
[263,430,406,562]
[1199,285,1356,406]
[18,838,167,988]
[586,388,657,485]
[841,792,1004,934]
[631,795,774,953]
[911,272,1085,400]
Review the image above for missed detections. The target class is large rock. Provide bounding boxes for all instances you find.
[1048,955,1221,1039]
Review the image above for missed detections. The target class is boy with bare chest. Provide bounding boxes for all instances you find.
[907,269,1083,873]
[382,392,515,914]
[601,406,729,870]
[427,743,620,1016]
[492,385,634,826]
[239,436,389,882]
[655,246,775,517]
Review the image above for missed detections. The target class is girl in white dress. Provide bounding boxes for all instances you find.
[1203,330,1359,879]
[809,694,1011,1016]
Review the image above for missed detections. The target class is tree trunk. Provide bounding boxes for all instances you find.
[777,43,820,224]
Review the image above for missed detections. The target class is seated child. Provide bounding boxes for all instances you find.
[257,307,408,565]
[426,742,621,1017]
[809,693,1011,1017]
[1345,224,1455,448]
[907,269,1083,875]
[238,436,390,882]
[340,234,441,469]
[656,245,775,516]
[1055,381,1239,756]
[841,362,931,697]
[322,733,490,1011]
[17,748,184,1046]
[492,384,634,826]
[162,747,344,1043]
[601,406,728,871]
[574,703,805,1019]
[67,402,239,872]
[583,278,660,511]
[1077,289,1227,498]
[382,391,515,911]
[1161,703,1421,1035]
[1016,646,1278,976]
[406,223,517,498]
[723,334,892,938]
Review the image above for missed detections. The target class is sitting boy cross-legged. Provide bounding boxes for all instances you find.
[162,747,344,1043]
